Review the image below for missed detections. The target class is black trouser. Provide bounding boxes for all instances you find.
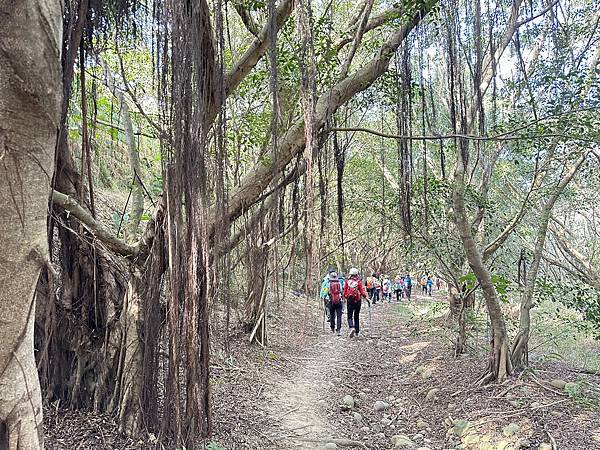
[367,288,374,300]
[347,300,362,334]
[329,302,343,331]
[373,289,380,304]
[404,286,412,299]
[395,289,402,302]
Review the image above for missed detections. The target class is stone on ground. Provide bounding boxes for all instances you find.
[343,395,355,408]
[374,400,391,412]
[452,419,470,437]
[324,443,337,449]
[353,412,362,423]
[549,379,567,390]
[416,419,428,429]
[425,388,440,401]
[538,444,552,450]
[502,422,521,437]
[391,434,416,448]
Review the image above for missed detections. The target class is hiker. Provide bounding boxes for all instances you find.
[366,274,375,301]
[436,277,442,290]
[343,268,369,338]
[372,274,381,304]
[420,276,427,294]
[404,273,413,300]
[426,275,434,296]
[382,275,392,302]
[320,269,345,335]
[393,276,404,302]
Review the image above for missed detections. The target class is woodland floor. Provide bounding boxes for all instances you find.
[44,292,600,450]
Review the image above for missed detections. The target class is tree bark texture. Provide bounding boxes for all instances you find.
[452,153,512,383]
[0,0,63,448]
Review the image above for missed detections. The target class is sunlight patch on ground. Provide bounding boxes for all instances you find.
[399,341,431,352]
[400,352,418,364]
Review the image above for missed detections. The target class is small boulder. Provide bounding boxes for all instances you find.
[502,423,520,437]
[549,379,567,390]
[515,437,532,448]
[413,433,424,442]
[425,388,440,401]
[324,443,338,449]
[391,434,415,448]
[372,423,383,433]
[416,419,428,429]
[415,366,427,375]
[343,395,355,409]
[353,412,363,423]
[360,426,370,432]
[374,400,391,412]
[452,419,470,437]
[538,444,552,450]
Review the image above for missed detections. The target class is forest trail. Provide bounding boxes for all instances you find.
[264,302,390,449]
[265,330,343,448]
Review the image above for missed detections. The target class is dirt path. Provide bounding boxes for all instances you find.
[265,335,342,448]
[264,304,382,449]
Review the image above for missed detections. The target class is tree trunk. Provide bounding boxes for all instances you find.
[101,60,144,234]
[245,218,271,346]
[511,151,589,369]
[453,160,512,383]
[0,0,62,448]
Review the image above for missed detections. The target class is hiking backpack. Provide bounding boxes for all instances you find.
[346,278,360,302]
[329,279,342,305]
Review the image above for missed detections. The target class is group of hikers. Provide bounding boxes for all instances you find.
[320,268,442,337]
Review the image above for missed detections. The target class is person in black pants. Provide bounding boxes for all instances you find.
[329,300,343,335]
[343,268,370,337]
[320,270,345,335]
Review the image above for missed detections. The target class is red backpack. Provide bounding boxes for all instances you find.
[346,278,360,302]
[329,279,342,305]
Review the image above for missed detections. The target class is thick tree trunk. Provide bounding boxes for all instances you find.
[0,0,62,448]
[453,160,512,383]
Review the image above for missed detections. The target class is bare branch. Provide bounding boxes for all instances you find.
[52,190,138,257]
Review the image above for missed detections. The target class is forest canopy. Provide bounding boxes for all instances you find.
[0,0,598,448]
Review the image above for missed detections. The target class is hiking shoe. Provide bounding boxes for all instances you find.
[336,330,341,336]
[330,328,335,333]
[349,328,356,338]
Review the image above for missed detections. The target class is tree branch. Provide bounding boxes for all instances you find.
[224,0,294,99]
[52,190,138,257]
[219,5,432,229]
[232,1,260,37]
